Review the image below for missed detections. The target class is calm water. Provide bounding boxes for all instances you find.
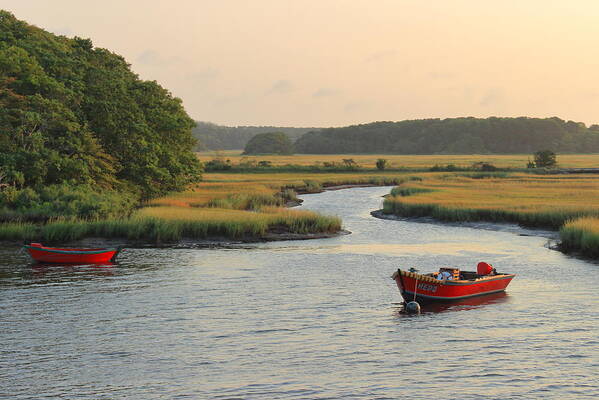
[1,187,598,399]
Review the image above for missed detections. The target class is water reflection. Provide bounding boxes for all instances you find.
[392,292,510,317]
[395,292,510,317]
[0,263,116,286]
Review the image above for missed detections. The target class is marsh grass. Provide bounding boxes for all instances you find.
[206,193,284,210]
[390,187,436,197]
[560,217,599,257]
[383,173,599,229]
[0,222,37,241]
[0,205,341,243]
[3,171,410,243]
[197,152,599,169]
[0,210,341,243]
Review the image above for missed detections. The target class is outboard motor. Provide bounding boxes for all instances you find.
[477,262,494,275]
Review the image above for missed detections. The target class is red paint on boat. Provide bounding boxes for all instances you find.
[392,267,515,303]
[24,243,123,264]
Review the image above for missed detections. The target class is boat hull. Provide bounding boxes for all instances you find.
[392,269,515,304]
[25,244,121,264]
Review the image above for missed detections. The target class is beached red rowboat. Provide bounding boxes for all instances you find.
[392,267,515,304]
[24,243,122,264]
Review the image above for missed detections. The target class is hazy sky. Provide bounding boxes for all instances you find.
[3,1,599,127]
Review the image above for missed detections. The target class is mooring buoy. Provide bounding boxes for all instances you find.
[405,301,421,314]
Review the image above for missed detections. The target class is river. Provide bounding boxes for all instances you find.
[1,187,597,399]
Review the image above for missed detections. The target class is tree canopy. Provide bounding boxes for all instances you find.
[243,132,294,155]
[293,117,599,154]
[0,10,202,204]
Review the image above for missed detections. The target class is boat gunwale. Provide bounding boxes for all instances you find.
[24,245,118,255]
[392,269,515,285]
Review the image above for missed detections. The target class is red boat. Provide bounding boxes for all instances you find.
[24,243,123,264]
[392,263,515,304]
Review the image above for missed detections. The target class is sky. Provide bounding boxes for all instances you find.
[3,0,599,127]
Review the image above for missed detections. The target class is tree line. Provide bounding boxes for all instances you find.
[0,11,202,220]
[293,117,599,154]
[192,121,315,150]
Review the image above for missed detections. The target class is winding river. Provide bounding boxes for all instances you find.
[1,187,598,399]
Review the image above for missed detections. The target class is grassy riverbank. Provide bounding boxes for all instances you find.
[381,172,599,256]
[0,209,341,243]
[0,171,413,243]
[3,154,599,250]
[559,217,599,258]
[383,173,599,228]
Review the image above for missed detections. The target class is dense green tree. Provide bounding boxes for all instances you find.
[243,132,294,155]
[0,10,202,211]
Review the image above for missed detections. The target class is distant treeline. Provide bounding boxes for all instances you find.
[193,121,316,150]
[294,117,599,154]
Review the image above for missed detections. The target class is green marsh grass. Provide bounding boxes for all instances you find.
[0,205,342,243]
[560,217,599,257]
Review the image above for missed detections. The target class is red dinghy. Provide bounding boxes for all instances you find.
[24,243,123,264]
[392,263,515,304]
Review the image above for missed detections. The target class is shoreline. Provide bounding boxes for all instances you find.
[3,229,352,250]
[2,183,385,248]
[369,209,590,258]
[370,209,559,239]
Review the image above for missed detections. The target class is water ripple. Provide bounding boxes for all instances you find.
[1,187,598,398]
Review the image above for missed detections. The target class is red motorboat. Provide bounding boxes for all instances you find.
[24,243,123,264]
[392,262,515,304]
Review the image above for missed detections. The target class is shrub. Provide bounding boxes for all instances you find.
[472,162,497,171]
[0,184,138,222]
[204,158,232,171]
[376,158,388,170]
[534,150,557,168]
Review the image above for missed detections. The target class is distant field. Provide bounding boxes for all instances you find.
[196,151,599,169]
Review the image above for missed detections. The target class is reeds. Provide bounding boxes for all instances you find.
[559,217,599,257]
[0,207,341,243]
[389,187,435,197]
[383,173,599,229]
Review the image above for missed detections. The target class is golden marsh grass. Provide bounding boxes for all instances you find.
[197,151,599,169]
[383,173,599,228]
